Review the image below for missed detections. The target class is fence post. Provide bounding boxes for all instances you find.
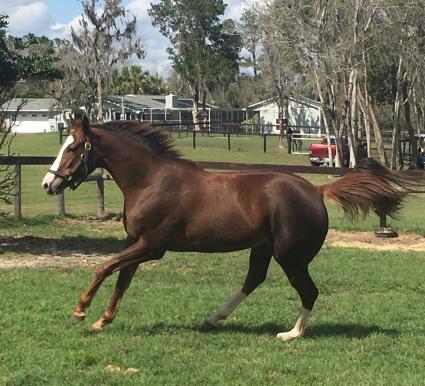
[14,164,22,220]
[57,193,65,216]
[379,213,387,228]
[192,130,196,149]
[375,213,398,238]
[263,134,267,153]
[227,133,231,150]
[96,177,105,218]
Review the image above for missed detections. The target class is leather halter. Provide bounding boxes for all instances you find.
[49,141,92,190]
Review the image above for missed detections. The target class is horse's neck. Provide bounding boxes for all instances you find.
[95,130,159,195]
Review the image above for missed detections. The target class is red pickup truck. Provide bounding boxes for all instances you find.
[308,138,349,167]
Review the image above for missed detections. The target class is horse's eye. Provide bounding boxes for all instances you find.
[67,148,75,154]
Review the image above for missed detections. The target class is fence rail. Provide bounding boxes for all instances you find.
[1,156,349,220]
[59,124,322,154]
[1,156,422,232]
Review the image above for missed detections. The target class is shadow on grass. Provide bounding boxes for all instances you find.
[0,235,125,256]
[211,322,399,339]
[307,323,399,339]
[116,321,399,340]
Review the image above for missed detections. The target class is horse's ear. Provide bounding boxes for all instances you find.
[69,116,88,140]
[81,115,90,134]
[69,117,80,139]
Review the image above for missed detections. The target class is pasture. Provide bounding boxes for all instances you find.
[0,131,424,385]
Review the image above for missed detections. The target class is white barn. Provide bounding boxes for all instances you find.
[248,96,322,134]
[4,98,64,133]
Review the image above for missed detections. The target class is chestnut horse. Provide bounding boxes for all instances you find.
[42,117,421,341]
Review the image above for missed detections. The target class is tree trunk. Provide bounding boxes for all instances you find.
[326,80,343,167]
[413,89,423,136]
[201,89,209,131]
[313,66,333,166]
[358,89,388,166]
[357,91,371,157]
[191,85,200,131]
[252,50,257,79]
[97,76,104,123]
[369,99,389,167]
[362,53,372,157]
[391,55,404,169]
[276,91,284,144]
[346,2,361,167]
[403,78,417,165]
[346,68,358,167]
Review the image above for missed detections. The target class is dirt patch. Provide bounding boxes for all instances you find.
[326,229,425,252]
[0,254,111,269]
[0,229,424,269]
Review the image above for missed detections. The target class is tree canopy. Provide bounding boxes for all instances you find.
[107,65,169,95]
[70,0,144,121]
[149,0,240,125]
[0,15,63,204]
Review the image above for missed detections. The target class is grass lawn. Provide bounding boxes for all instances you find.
[1,132,424,385]
[0,246,424,385]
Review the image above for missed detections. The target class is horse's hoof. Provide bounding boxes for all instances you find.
[70,312,86,325]
[276,331,301,342]
[199,320,217,332]
[89,320,104,332]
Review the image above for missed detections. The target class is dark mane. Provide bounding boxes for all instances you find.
[93,120,182,160]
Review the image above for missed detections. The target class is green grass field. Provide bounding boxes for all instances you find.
[0,246,424,385]
[0,131,424,385]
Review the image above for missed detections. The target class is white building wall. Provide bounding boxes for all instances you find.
[254,99,322,134]
[11,112,59,133]
[288,99,321,131]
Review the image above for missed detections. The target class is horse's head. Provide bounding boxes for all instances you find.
[42,116,96,195]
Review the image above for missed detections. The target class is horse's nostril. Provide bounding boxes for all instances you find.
[43,182,49,190]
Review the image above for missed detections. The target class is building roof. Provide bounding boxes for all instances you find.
[248,96,321,110]
[104,94,218,112]
[3,98,59,112]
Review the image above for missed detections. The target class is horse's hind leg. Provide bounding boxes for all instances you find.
[201,243,272,330]
[275,258,318,341]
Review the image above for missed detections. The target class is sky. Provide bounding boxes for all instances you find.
[0,0,251,77]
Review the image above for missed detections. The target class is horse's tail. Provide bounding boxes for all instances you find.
[318,158,424,220]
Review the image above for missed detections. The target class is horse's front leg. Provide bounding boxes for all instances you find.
[71,238,151,324]
[89,262,139,331]
[90,246,165,331]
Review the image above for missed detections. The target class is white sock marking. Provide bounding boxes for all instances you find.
[277,307,311,341]
[207,289,247,326]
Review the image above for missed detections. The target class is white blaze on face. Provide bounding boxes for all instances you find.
[41,135,74,189]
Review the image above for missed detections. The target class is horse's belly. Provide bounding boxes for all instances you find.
[168,223,266,253]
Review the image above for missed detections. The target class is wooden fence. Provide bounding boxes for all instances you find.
[1,156,422,234]
[59,124,320,154]
[1,156,349,220]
